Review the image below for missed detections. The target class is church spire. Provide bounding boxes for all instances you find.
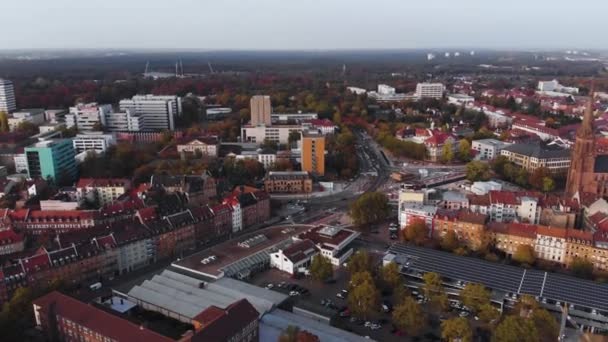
[578,90,595,138]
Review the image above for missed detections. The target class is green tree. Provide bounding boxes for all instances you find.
[458,139,472,162]
[513,245,535,266]
[528,167,549,190]
[466,160,491,181]
[570,256,594,279]
[349,192,389,230]
[422,272,448,312]
[515,294,539,318]
[493,315,538,342]
[309,255,333,282]
[278,326,320,342]
[392,297,426,336]
[403,219,428,245]
[531,308,559,342]
[347,274,379,320]
[478,303,500,326]
[288,130,301,147]
[261,138,279,151]
[380,262,402,290]
[0,111,8,132]
[346,250,373,275]
[349,271,375,290]
[440,229,459,252]
[542,177,555,192]
[460,283,491,313]
[441,317,473,342]
[441,140,454,164]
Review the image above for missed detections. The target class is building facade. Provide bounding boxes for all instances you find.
[264,171,313,193]
[472,139,511,160]
[500,143,570,174]
[415,83,445,99]
[0,79,16,113]
[25,139,77,182]
[250,95,271,126]
[67,103,112,131]
[72,132,117,154]
[119,95,182,131]
[301,131,325,176]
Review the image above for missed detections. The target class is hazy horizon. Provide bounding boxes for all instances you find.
[3,0,608,50]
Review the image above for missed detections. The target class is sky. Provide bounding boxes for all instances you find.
[2,0,607,50]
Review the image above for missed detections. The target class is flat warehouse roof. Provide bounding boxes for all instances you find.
[388,244,608,311]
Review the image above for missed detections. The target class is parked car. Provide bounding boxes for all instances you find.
[336,292,345,299]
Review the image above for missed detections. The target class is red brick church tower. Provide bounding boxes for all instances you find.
[565,94,607,197]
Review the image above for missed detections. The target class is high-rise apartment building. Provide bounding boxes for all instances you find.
[301,131,325,176]
[250,95,271,126]
[119,95,182,131]
[25,139,77,182]
[66,103,112,131]
[415,83,446,99]
[0,79,17,113]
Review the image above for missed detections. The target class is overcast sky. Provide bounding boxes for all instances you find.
[2,0,607,50]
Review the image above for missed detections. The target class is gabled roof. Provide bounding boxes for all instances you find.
[33,292,173,342]
[192,299,258,341]
[76,178,130,188]
[280,239,318,264]
[0,229,24,245]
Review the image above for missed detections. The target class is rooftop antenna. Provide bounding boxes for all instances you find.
[175,61,179,77]
[180,59,184,77]
[208,61,214,74]
[144,61,150,74]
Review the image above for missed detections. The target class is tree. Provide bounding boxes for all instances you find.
[441,141,454,164]
[309,255,333,282]
[478,303,500,326]
[392,297,426,336]
[347,274,379,320]
[513,245,535,266]
[458,139,472,162]
[441,317,473,342]
[261,138,279,151]
[528,167,549,190]
[346,250,373,275]
[278,326,320,342]
[542,177,555,192]
[288,130,301,147]
[440,229,459,252]
[349,192,389,229]
[515,294,539,318]
[349,271,375,290]
[381,262,402,290]
[0,111,8,132]
[403,219,428,245]
[570,256,594,279]
[422,272,448,312]
[493,315,538,342]
[531,308,559,342]
[460,283,491,313]
[466,160,491,181]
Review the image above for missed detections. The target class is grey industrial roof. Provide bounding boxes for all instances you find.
[388,244,608,312]
[260,309,374,342]
[126,269,287,320]
[501,143,570,159]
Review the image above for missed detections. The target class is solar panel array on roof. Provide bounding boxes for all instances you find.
[389,244,608,311]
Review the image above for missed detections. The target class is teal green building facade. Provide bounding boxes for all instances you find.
[25,139,77,182]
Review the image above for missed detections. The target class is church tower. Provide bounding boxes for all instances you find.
[565,94,596,196]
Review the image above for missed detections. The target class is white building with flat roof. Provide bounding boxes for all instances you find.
[72,132,116,154]
[103,110,144,132]
[448,94,475,105]
[8,108,45,131]
[119,94,182,131]
[415,83,445,99]
[271,112,318,123]
[67,103,112,131]
[472,139,511,160]
[0,79,16,113]
[241,124,301,144]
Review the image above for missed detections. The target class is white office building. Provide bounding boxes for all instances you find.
[13,153,28,174]
[72,132,116,154]
[67,103,113,131]
[415,83,445,99]
[8,108,45,131]
[103,110,144,132]
[471,139,511,160]
[0,79,16,113]
[119,95,182,131]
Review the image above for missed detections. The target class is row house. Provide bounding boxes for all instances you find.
[232,186,271,226]
[0,228,25,255]
[163,210,197,254]
[75,178,131,206]
[468,191,541,224]
[210,204,233,238]
[9,209,98,235]
[110,220,156,274]
[488,222,608,271]
[433,210,488,251]
[238,193,259,229]
[189,205,216,244]
[223,196,243,233]
[398,202,437,233]
[149,173,217,205]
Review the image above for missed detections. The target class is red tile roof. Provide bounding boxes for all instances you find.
[304,119,336,127]
[33,291,173,342]
[297,226,357,249]
[191,299,258,341]
[488,222,538,239]
[0,229,24,245]
[76,178,130,188]
[424,132,453,146]
[20,251,51,273]
[28,210,97,221]
[281,239,317,264]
